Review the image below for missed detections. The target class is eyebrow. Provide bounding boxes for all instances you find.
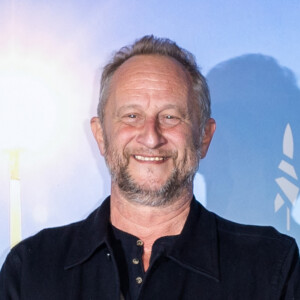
[159,104,188,118]
[116,104,143,115]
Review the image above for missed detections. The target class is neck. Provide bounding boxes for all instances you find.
[110,184,193,271]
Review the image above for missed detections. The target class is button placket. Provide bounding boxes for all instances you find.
[136,239,144,246]
[135,276,143,284]
[132,258,139,264]
[133,239,144,287]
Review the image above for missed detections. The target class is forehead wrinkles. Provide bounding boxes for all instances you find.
[118,74,188,95]
[110,55,191,96]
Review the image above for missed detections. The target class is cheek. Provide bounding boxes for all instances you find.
[111,126,137,149]
[166,126,194,149]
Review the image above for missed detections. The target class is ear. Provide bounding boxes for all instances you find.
[200,118,216,159]
[91,117,106,156]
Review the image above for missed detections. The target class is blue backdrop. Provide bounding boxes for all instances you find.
[0,0,299,267]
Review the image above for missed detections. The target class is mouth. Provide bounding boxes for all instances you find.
[133,155,168,162]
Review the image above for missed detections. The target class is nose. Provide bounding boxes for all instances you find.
[136,118,167,149]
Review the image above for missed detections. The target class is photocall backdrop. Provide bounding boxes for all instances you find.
[1,0,299,267]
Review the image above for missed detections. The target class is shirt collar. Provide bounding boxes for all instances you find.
[64,196,111,270]
[64,196,220,282]
[167,197,220,282]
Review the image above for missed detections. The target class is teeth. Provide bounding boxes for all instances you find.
[134,155,165,161]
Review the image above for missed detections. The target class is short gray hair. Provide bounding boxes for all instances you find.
[98,35,211,130]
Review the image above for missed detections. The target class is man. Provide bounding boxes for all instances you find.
[0,36,299,299]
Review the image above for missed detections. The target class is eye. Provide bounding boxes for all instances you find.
[122,113,137,121]
[121,113,144,126]
[159,114,181,127]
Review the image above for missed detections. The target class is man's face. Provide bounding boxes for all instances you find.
[92,55,215,206]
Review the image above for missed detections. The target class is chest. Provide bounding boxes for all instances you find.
[22,247,275,300]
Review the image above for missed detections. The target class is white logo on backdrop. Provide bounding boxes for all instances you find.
[274,124,299,230]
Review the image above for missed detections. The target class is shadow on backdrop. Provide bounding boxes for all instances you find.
[199,54,300,245]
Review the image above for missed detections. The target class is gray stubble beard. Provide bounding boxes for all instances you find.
[105,146,201,207]
[116,164,191,207]
[102,122,202,207]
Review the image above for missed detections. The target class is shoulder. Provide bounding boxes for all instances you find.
[195,203,299,295]
[192,199,296,251]
[214,212,296,251]
[211,210,299,288]
[194,200,299,274]
[6,216,87,269]
[4,197,110,269]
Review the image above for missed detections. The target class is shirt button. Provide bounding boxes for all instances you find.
[132,258,139,264]
[136,277,143,284]
[136,239,144,246]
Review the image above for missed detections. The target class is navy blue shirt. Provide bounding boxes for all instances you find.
[1,197,299,299]
[111,225,178,299]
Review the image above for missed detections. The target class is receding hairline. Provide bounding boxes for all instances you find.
[109,54,194,92]
[98,35,211,132]
[102,54,199,124]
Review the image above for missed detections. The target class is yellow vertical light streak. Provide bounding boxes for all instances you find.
[9,149,22,248]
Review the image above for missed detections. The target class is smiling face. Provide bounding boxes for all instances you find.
[92,55,215,206]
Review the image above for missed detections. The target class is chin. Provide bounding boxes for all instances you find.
[116,166,189,207]
[134,177,168,189]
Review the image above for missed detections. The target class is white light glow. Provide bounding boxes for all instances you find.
[0,46,75,154]
[32,204,49,225]
[194,172,207,207]
[0,9,93,255]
